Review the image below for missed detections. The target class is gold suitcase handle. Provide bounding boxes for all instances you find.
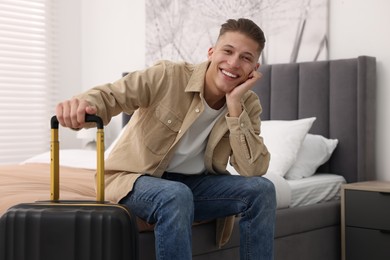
[50,115,105,202]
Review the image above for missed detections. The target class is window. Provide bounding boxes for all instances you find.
[0,0,56,164]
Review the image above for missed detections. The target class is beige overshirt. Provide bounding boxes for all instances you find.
[76,60,270,247]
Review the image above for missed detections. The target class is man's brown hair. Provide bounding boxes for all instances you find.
[218,18,266,53]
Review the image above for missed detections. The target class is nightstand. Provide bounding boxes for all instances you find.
[341,181,390,260]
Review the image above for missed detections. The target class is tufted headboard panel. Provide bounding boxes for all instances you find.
[253,56,376,183]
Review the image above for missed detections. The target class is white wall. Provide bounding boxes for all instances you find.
[56,0,82,148]
[57,0,390,180]
[80,0,145,88]
[57,0,145,148]
[329,0,390,181]
[80,0,145,146]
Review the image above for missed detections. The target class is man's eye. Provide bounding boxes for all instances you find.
[224,50,232,54]
[243,56,252,62]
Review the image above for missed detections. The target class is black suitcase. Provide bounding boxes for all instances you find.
[0,115,139,260]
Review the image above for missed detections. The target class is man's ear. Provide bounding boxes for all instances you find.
[207,47,214,60]
[254,62,260,71]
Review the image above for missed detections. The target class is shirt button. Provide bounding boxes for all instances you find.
[195,108,200,113]
[167,120,172,124]
[178,130,182,134]
[240,123,244,128]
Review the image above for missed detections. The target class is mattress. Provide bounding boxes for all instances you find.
[17,149,346,210]
[287,174,346,208]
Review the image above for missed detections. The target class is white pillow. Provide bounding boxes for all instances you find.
[261,117,316,177]
[284,134,338,180]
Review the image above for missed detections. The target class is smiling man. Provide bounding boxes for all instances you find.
[56,18,276,260]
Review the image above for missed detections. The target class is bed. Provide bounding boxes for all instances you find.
[0,56,376,260]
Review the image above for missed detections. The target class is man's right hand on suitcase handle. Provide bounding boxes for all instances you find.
[56,98,97,129]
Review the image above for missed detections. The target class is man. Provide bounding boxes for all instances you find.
[56,18,276,260]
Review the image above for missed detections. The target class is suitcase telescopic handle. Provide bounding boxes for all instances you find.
[50,115,105,202]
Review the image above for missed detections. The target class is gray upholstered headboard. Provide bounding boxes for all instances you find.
[122,56,376,183]
[253,56,376,183]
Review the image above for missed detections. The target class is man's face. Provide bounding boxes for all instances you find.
[206,31,260,95]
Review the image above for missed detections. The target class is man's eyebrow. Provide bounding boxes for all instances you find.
[222,44,234,49]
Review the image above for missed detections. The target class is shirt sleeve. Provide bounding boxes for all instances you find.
[74,61,171,126]
[225,92,270,176]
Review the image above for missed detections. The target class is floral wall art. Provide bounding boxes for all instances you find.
[145,0,328,66]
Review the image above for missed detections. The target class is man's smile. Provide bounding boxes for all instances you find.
[220,69,239,79]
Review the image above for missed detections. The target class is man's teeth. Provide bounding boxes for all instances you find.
[221,69,238,78]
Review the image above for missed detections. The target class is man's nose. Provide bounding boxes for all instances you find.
[227,55,240,68]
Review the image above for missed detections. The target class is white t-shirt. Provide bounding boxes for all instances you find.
[166,99,227,174]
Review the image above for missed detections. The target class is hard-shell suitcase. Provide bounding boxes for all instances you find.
[0,115,139,260]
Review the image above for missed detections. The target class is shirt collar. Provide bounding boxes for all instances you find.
[185,61,210,94]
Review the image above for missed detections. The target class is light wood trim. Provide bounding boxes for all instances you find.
[341,185,346,260]
[342,181,390,193]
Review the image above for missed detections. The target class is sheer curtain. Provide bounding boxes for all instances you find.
[0,0,56,164]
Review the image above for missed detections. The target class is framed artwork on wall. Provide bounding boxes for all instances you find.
[145,0,328,66]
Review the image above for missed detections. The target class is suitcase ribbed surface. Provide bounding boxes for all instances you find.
[0,203,138,260]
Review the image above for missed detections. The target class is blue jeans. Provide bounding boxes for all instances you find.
[120,172,276,260]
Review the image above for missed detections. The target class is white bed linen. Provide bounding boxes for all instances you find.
[262,173,291,209]
[287,173,346,207]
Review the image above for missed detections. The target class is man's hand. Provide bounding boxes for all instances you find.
[226,70,262,117]
[55,98,97,129]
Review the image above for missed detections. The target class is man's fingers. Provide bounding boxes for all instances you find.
[85,105,97,115]
[77,102,97,126]
[55,98,94,129]
[60,99,73,127]
[55,102,65,126]
[70,98,82,128]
